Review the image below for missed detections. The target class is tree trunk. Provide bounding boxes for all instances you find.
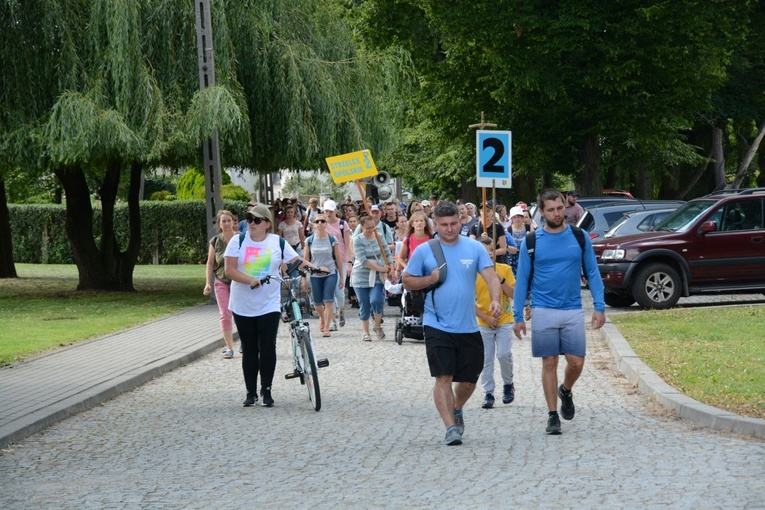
[712,124,726,190]
[579,132,602,196]
[0,179,18,278]
[634,165,652,199]
[729,120,765,189]
[98,161,141,292]
[459,176,478,205]
[118,162,143,290]
[675,154,712,200]
[604,164,618,190]
[54,166,109,290]
[99,161,121,284]
[55,163,141,292]
[658,165,677,199]
[508,174,537,206]
[539,171,555,194]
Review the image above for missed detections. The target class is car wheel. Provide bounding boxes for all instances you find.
[632,262,681,309]
[604,293,636,308]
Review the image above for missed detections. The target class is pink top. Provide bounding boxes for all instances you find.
[404,234,430,262]
[325,219,350,263]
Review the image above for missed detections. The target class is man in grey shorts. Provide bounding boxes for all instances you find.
[512,189,606,435]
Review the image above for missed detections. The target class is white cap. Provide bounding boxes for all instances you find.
[421,200,431,207]
[509,206,525,218]
[323,199,337,211]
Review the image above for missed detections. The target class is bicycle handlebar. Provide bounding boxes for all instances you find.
[251,266,329,289]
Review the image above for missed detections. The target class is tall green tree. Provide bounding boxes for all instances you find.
[1,0,408,287]
[356,0,753,199]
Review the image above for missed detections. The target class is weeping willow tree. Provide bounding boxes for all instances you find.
[226,0,411,170]
[0,0,410,289]
[1,0,248,289]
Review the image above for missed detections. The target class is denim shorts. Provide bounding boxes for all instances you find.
[310,273,338,304]
[530,308,586,358]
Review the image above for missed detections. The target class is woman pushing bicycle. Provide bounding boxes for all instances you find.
[225,203,326,408]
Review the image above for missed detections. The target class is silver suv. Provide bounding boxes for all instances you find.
[577,200,686,241]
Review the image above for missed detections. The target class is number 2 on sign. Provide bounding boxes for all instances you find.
[482,138,504,174]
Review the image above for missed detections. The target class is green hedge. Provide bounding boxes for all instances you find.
[9,200,250,264]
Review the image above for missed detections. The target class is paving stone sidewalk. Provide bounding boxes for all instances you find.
[1,299,763,509]
[0,305,227,448]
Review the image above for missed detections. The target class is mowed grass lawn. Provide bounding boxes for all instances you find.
[0,264,207,366]
[610,305,765,420]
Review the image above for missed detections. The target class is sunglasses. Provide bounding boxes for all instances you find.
[246,216,265,224]
[314,219,326,224]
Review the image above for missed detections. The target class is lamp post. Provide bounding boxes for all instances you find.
[195,0,224,243]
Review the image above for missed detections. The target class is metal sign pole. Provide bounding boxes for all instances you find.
[470,112,498,263]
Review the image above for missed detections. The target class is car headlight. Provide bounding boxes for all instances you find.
[601,249,625,261]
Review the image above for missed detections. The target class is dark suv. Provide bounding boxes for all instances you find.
[593,189,765,309]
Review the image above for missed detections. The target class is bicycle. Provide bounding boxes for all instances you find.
[257,262,330,411]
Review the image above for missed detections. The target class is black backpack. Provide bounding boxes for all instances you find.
[524,226,586,284]
[410,239,447,315]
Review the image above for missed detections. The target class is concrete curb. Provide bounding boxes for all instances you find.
[600,319,765,439]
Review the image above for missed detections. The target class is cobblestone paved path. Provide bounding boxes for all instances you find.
[1,301,763,509]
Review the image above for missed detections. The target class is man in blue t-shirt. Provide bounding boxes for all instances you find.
[403,201,502,446]
[512,189,606,436]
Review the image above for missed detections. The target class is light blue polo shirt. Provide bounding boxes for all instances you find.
[404,237,493,334]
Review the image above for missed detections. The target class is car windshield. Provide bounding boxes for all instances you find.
[655,200,717,232]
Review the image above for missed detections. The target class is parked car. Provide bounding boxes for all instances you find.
[577,200,686,241]
[594,188,765,309]
[603,189,635,198]
[530,196,637,228]
[603,207,680,239]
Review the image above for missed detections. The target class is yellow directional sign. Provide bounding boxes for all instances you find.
[326,150,378,184]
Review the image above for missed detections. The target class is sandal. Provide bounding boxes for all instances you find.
[373,326,385,339]
[323,330,331,337]
[362,333,372,342]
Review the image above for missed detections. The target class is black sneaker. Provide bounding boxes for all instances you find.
[261,388,274,407]
[558,384,575,420]
[481,393,495,409]
[546,413,561,435]
[242,393,257,407]
[502,383,515,404]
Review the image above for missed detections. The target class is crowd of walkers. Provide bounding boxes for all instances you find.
[203,189,605,444]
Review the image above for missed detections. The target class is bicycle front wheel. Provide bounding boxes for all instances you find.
[299,330,321,411]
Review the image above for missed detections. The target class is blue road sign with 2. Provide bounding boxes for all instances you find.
[476,130,512,188]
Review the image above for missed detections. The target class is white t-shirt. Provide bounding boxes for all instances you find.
[224,233,298,317]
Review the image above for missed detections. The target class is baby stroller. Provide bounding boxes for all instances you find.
[393,288,425,344]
